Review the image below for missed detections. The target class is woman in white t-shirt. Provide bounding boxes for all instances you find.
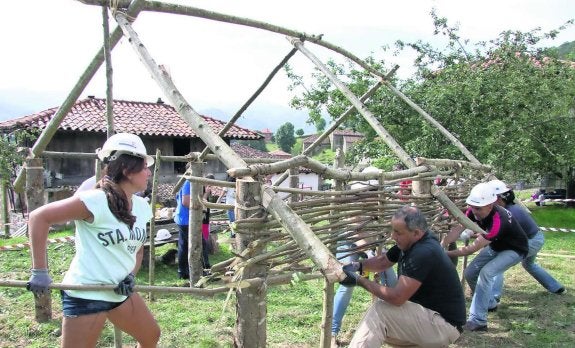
[27,133,160,347]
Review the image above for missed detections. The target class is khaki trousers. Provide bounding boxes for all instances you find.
[349,300,460,348]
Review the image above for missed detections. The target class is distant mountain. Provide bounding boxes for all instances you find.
[199,103,315,134]
[555,40,575,59]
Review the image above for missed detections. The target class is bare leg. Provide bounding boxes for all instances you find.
[107,293,160,348]
[61,312,107,348]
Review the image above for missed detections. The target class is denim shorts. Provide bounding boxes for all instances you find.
[60,290,126,317]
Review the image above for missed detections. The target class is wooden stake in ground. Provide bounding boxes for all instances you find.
[26,158,51,322]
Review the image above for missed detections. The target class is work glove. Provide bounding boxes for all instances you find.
[339,262,362,287]
[114,273,135,296]
[26,268,53,296]
[339,268,360,287]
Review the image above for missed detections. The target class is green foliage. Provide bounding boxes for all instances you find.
[275,122,296,152]
[291,138,303,156]
[265,142,278,152]
[286,11,575,186]
[553,40,575,59]
[312,149,335,165]
[315,118,326,132]
[0,129,38,182]
[295,128,304,137]
[1,232,573,347]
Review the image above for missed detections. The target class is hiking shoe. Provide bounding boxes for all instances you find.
[488,305,498,312]
[463,321,488,332]
[555,287,566,294]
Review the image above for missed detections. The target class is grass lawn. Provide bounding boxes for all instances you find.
[1,206,574,347]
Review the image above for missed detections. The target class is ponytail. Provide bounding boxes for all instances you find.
[500,190,516,206]
[96,153,145,229]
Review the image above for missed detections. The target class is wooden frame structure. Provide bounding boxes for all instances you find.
[4,1,501,347]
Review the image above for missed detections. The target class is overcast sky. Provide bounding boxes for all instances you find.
[1,0,573,132]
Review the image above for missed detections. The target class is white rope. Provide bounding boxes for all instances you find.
[540,226,575,233]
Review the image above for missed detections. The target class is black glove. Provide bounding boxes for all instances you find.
[339,268,360,287]
[26,268,53,296]
[114,273,135,296]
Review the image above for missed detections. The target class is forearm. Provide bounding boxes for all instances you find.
[360,255,391,273]
[446,237,487,257]
[356,276,405,306]
[28,213,50,269]
[441,226,464,248]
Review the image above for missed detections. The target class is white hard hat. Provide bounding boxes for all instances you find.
[466,182,497,206]
[488,179,511,195]
[154,228,172,242]
[351,166,380,189]
[97,133,154,166]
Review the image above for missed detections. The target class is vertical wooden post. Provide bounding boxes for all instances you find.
[289,167,299,203]
[1,180,10,238]
[148,149,161,300]
[26,158,52,322]
[188,162,204,285]
[235,179,266,347]
[319,149,345,348]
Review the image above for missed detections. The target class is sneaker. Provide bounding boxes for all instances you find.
[488,305,498,312]
[555,287,566,294]
[463,321,488,332]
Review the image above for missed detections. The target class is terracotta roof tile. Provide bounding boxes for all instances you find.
[231,143,276,159]
[269,149,293,158]
[302,134,330,145]
[0,97,262,140]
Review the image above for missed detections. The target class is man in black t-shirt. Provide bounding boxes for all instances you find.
[342,206,465,347]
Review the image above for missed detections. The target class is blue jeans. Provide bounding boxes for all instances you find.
[464,246,523,325]
[491,231,563,305]
[331,245,397,335]
[61,290,125,317]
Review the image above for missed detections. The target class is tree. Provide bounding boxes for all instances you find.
[0,129,37,182]
[275,122,296,152]
[295,128,304,137]
[315,118,326,132]
[288,12,575,195]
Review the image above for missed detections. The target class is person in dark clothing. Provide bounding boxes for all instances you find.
[488,180,565,302]
[445,182,528,332]
[342,205,465,347]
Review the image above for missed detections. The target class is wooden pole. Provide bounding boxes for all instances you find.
[320,149,345,348]
[288,167,299,203]
[1,180,9,238]
[234,180,267,347]
[383,82,480,164]
[80,0,390,79]
[114,12,341,282]
[273,67,397,187]
[173,48,298,194]
[102,5,115,138]
[189,162,204,285]
[148,149,162,299]
[101,8,121,345]
[289,38,417,169]
[114,13,246,171]
[26,158,52,322]
[12,0,146,193]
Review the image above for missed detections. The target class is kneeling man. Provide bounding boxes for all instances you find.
[341,205,465,347]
